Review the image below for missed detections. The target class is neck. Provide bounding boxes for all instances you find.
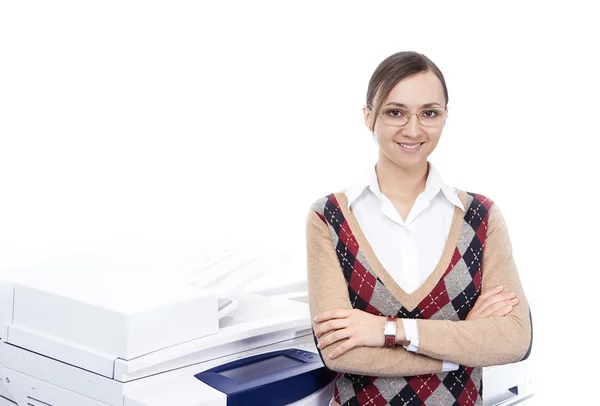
[375,159,429,200]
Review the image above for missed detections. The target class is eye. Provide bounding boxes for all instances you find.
[385,109,405,118]
[421,109,440,118]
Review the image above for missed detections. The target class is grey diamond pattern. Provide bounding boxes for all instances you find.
[444,257,474,302]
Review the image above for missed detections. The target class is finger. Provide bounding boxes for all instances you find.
[481,301,509,317]
[479,285,504,300]
[315,318,350,338]
[317,329,352,349]
[476,291,516,312]
[481,297,519,318]
[471,286,505,312]
[482,291,515,307]
[314,309,351,323]
[490,305,513,317]
[330,339,356,359]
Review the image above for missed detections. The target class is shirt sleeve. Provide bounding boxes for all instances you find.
[401,319,419,352]
[413,203,533,367]
[307,206,447,377]
[402,319,459,371]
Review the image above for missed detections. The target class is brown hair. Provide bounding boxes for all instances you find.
[366,51,448,131]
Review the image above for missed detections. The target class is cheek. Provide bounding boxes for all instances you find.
[374,132,396,149]
[373,124,399,141]
[425,129,442,143]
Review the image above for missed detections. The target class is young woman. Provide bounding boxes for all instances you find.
[306,51,532,406]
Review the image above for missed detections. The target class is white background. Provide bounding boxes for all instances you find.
[1,1,599,404]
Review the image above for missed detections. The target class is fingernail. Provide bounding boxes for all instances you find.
[506,305,513,311]
[329,353,336,359]
[509,292,516,298]
[497,286,504,291]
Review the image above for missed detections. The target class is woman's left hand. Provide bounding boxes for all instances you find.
[313,309,386,359]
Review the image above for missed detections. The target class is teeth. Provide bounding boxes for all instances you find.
[400,143,422,149]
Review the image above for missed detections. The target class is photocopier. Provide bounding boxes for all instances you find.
[0,243,534,406]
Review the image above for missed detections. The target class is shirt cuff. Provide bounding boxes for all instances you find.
[442,360,460,371]
[401,319,459,371]
[401,319,419,352]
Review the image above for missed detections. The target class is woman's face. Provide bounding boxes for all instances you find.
[364,71,447,171]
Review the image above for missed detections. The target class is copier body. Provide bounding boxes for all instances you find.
[0,252,335,406]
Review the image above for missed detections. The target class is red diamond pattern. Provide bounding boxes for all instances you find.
[409,374,442,402]
[419,281,451,319]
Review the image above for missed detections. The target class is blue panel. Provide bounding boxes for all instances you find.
[195,348,337,406]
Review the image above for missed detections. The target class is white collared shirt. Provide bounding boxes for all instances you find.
[345,162,464,371]
[346,162,465,293]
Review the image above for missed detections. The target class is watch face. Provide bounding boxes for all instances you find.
[384,320,396,335]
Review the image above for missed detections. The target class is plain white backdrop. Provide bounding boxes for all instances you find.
[1,1,599,404]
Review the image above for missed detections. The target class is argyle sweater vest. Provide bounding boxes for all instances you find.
[313,191,494,406]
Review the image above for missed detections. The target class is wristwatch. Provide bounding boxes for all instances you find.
[384,316,397,348]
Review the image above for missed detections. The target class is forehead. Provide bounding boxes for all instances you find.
[384,71,445,106]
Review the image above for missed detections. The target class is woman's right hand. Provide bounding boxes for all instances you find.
[466,285,519,320]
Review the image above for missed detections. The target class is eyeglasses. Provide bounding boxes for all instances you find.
[370,105,447,128]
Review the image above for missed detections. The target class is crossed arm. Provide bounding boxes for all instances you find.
[306,203,532,376]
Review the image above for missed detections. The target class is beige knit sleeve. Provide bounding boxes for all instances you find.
[414,203,533,367]
[306,207,444,377]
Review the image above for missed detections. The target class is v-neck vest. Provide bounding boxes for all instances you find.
[312,190,494,406]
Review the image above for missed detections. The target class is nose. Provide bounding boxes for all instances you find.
[402,113,421,137]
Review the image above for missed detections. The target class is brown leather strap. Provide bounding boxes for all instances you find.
[385,316,397,348]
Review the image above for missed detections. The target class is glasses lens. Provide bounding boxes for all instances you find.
[380,108,445,127]
[380,108,408,127]
[418,109,445,127]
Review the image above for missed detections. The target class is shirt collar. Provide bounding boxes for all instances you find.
[345,166,374,209]
[345,162,465,212]
[423,164,465,211]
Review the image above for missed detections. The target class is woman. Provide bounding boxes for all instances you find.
[306,51,532,406]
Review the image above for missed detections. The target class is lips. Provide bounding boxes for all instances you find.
[396,141,425,152]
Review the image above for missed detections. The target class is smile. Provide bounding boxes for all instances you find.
[396,142,424,152]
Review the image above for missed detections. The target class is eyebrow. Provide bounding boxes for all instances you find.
[384,102,443,108]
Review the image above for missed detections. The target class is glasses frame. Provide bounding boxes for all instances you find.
[368,104,448,128]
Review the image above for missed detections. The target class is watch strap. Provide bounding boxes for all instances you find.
[384,316,397,348]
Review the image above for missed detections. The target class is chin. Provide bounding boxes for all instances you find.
[397,161,424,170]
[380,148,429,169]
